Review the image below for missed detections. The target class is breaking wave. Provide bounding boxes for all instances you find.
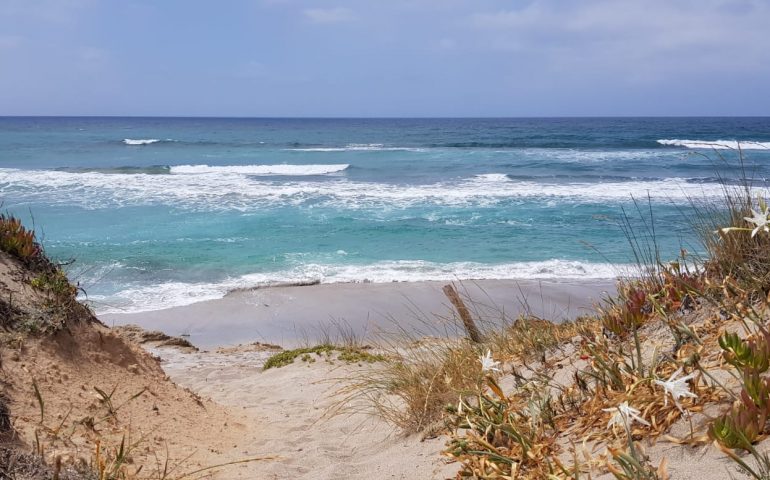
[657,139,770,150]
[474,173,511,182]
[286,143,426,152]
[169,164,350,176]
[88,259,627,314]
[123,138,166,145]
[0,168,734,211]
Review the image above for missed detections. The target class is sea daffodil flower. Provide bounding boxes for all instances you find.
[744,207,770,237]
[653,367,697,412]
[603,401,650,430]
[479,350,501,373]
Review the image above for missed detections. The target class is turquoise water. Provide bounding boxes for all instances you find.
[1,117,769,313]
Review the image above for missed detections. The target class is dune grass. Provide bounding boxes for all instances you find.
[340,149,770,478]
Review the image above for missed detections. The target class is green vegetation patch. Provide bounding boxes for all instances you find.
[30,269,78,298]
[337,348,386,364]
[263,344,385,370]
[0,214,40,262]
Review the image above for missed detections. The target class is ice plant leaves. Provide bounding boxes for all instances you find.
[710,399,765,450]
[0,214,41,262]
[719,331,770,374]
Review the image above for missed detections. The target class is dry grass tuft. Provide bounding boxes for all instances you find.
[353,152,770,477]
[445,378,566,479]
[342,297,597,435]
[489,315,591,363]
[344,337,484,432]
[0,444,95,480]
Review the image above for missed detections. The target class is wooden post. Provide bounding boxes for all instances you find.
[442,283,483,343]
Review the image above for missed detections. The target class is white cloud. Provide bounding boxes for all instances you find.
[302,7,356,24]
[468,0,770,77]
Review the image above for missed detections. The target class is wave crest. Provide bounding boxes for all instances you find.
[169,164,349,176]
[474,173,511,182]
[658,139,770,150]
[123,138,164,145]
[0,168,737,211]
[286,143,425,152]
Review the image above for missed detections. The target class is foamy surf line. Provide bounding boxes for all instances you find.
[169,164,349,175]
[123,138,170,145]
[86,260,630,315]
[286,143,426,152]
[0,169,736,211]
[658,139,770,150]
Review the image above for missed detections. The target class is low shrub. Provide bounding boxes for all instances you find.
[263,344,385,370]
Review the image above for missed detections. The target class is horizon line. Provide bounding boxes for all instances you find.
[1,114,769,119]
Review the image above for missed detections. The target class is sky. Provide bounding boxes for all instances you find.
[1,0,769,117]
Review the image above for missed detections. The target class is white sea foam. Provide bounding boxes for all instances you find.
[514,149,670,163]
[475,173,510,182]
[288,147,348,152]
[88,259,628,314]
[657,139,770,150]
[169,164,350,176]
[87,282,231,314]
[287,143,426,152]
[0,168,737,212]
[123,138,162,145]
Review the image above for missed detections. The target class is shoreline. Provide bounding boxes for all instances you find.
[99,278,617,348]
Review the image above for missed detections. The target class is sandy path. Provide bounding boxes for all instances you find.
[94,279,616,478]
[153,346,456,479]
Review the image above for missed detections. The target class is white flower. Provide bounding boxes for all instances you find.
[744,207,770,237]
[653,367,697,411]
[602,401,650,430]
[480,350,501,373]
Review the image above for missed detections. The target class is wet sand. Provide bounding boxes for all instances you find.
[100,279,616,348]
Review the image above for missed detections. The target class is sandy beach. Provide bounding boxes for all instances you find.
[87,278,615,479]
[99,279,616,348]
[144,344,458,479]
[2,4,768,477]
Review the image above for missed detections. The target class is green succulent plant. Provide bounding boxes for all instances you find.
[719,331,770,374]
[710,395,766,450]
[742,370,770,411]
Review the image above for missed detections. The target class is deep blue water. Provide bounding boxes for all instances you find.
[1,117,768,313]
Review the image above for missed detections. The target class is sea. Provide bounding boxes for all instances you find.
[1,117,768,315]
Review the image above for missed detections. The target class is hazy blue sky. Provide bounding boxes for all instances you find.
[1,0,768,116]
